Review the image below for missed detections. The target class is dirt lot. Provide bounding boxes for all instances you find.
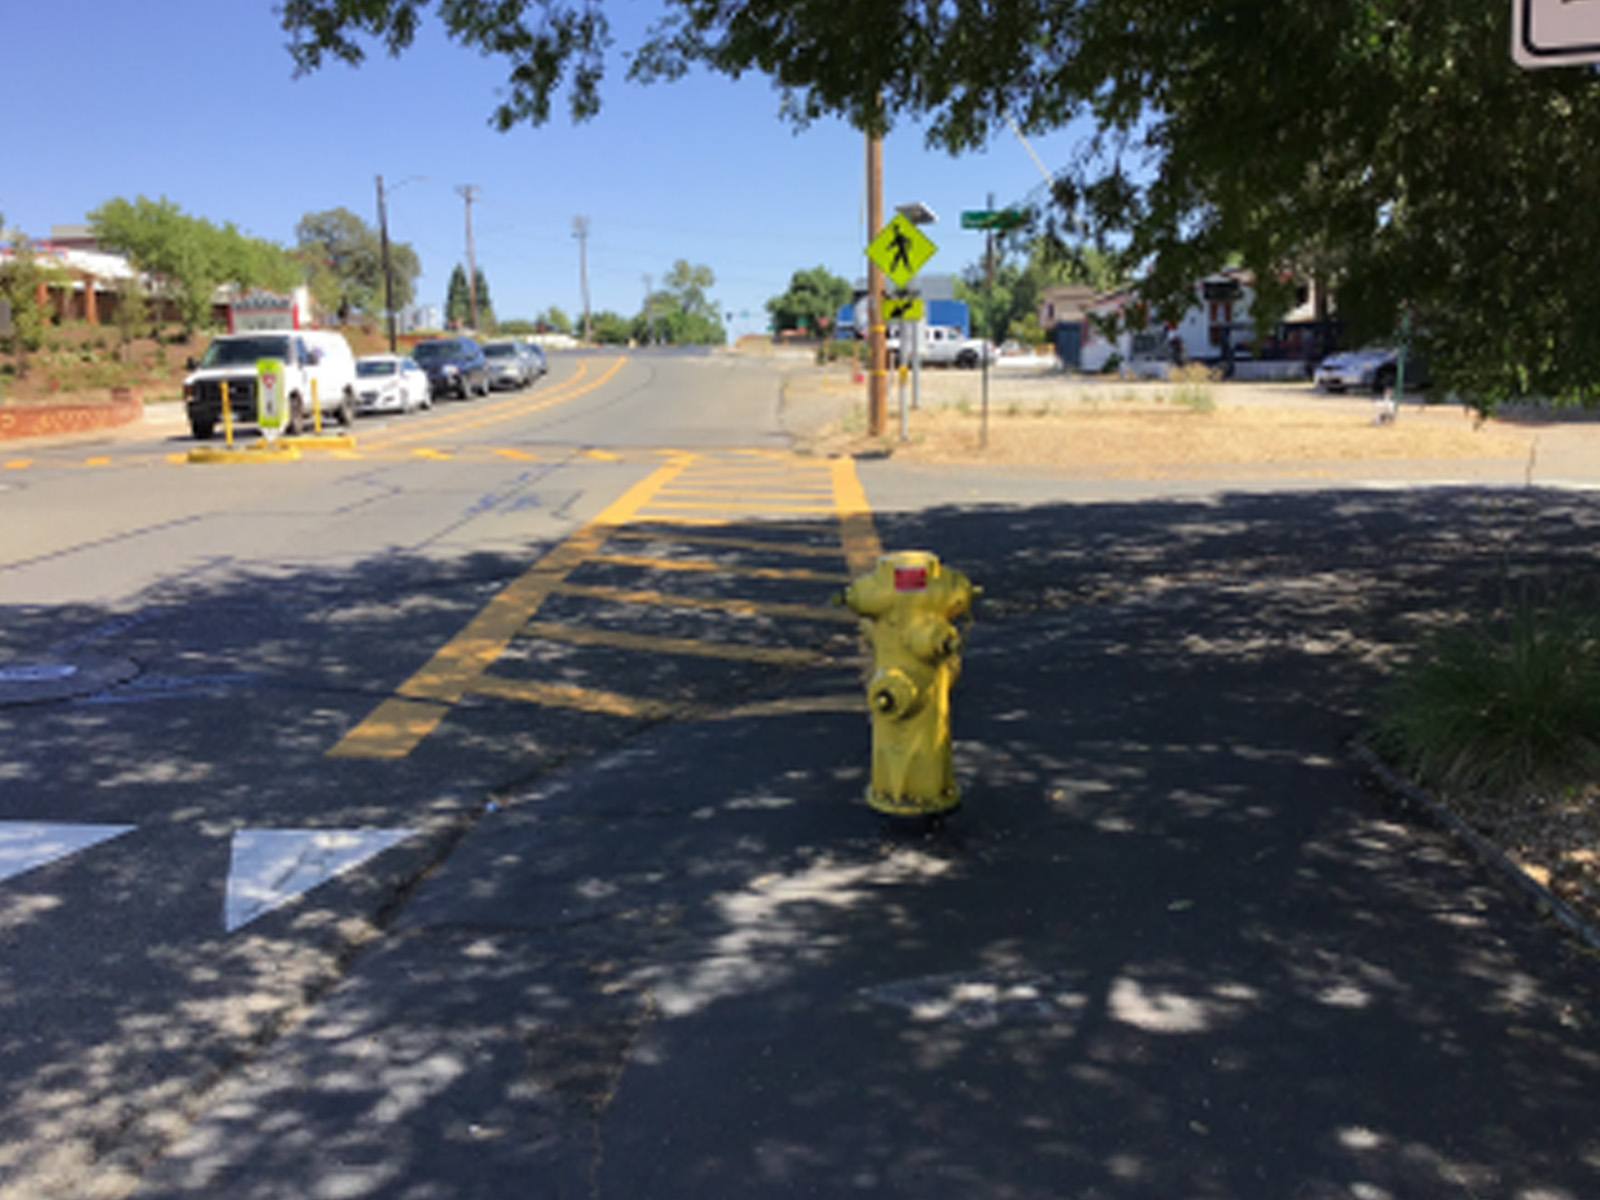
[792,365,1559,479]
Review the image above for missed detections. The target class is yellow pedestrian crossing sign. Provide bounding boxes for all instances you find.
[885,295,925,322]
[866,214,937,288]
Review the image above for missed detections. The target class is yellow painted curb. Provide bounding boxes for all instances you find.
[293,435,357,452]
[186,442,302,464]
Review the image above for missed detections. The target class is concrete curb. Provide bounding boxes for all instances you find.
[1353,741,1600,954]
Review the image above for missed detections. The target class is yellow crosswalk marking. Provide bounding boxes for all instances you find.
[552,582,857,623]
[585,552,849,583]
[328,455,693,757]
[324,698,453,759]
[522,620,822,665]
[467,673,682,719]
[709,694,865,719]
[329,447,881,757]
[609,528,844,558]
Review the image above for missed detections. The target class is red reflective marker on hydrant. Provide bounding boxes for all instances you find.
[839,550,976,817]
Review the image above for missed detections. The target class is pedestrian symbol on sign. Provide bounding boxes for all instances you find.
[866,214,938,289]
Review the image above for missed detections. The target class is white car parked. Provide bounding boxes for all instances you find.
[354,354,431,414]
[1314,346,1404,393]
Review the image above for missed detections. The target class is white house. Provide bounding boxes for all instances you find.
[1080,270,1320,377]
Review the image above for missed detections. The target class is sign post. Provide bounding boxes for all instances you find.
[963,196,1025,448]
[866,215,938,442]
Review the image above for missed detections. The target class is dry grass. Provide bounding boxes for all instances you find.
[799,368,1536,475]
[894,403,1530,474]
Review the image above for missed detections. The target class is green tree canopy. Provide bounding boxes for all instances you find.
[953,233,1125,344]
[767,265,851,335]
[280,1,1600,403]
[472,266,495,330]
[92,196,300,334]
[635,260,724,345]
[445,264,470,327]
[444,263,495,330]
[296,206,420,321]
[0,232,59,375]
[589,310,632,345]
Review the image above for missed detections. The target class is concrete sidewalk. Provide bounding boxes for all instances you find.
[129,485,1600,1200]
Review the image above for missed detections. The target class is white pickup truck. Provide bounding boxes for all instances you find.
[886,324,995,369]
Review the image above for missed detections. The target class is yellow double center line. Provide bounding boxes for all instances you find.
[329,453,880,758]
[361,356,628,449]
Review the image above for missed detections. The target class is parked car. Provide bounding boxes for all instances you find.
[1314,346,1429,394]
[183,329,358,440]
[354,354,430,414]
[483,339,533,390]
[411,337,490,400]
[522,341,548,377]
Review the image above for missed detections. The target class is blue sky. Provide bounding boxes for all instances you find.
[2,1,1089,340]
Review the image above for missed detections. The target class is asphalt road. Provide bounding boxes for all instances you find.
[4,352,1600,1199]
[0,349,864,1199]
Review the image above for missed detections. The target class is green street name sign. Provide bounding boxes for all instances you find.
[960,209,1027,232]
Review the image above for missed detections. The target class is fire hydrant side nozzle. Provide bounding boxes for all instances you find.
[840,550,975,818]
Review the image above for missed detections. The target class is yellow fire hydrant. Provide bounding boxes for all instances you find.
[840,550,976,818]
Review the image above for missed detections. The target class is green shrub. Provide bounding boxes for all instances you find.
[1373,587,1600,796]
[816,339,862,365]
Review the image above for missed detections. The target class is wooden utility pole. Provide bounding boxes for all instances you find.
[866,129,887,436]
[456,184,481,331]
[573,216,592,344]
[376,175,397,353]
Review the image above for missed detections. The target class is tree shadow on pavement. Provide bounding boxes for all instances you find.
[96,484,1600,1200]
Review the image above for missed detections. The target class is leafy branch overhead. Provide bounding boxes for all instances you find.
[283,2,1600,403]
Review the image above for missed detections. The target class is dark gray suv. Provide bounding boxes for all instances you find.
[411,337,490,400]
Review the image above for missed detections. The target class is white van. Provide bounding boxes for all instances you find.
[182,330,359,440]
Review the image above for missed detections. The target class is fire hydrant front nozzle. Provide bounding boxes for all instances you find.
[841,550,975,818]
[869,668,921,718]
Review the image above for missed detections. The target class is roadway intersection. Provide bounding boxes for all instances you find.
[4,351,1600,1199]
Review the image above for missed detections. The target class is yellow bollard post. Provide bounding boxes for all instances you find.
[220,380,235,447]
[312,377,322,435]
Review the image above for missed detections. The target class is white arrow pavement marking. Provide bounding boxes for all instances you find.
[0,822,138,885]
[225,828,416,933]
